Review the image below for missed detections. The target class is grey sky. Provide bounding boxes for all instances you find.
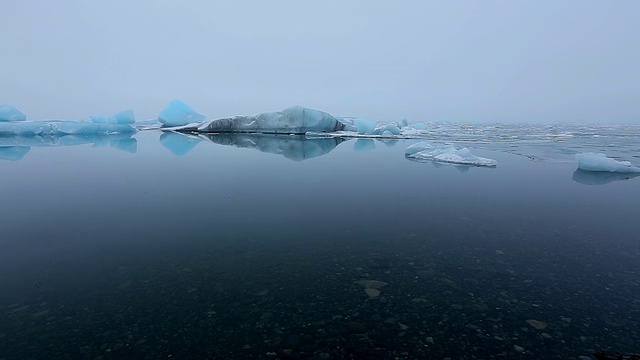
[1,1,639,123]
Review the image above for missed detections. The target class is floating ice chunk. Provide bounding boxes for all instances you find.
[354,118,377,135]
[197,105,348,134]
[398,117,409,128]
[353,139,375,151]
[0,105,26,121]
[158,100,206,127]
[575,152,640,173]
[374,123,401,136]
[406,142,497,167]
[112,109,135,124]
[160,132,202,156]
[404,141,433,156]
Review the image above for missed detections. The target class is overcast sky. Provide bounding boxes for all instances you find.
[1,1,639,123]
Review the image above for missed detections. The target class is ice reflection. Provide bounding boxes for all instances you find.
[572,169,640,185]
[0,134,137,161]
[201,133,344,161]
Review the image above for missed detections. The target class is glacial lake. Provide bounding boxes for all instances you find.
[1,126,639,359]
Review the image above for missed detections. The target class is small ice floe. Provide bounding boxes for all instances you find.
[575,152,640,173]
[405,141,497,167]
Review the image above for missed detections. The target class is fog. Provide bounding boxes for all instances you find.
[1,1,639,123]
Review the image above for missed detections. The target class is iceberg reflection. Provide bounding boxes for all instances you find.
[200,133,344,161]
[572,169,640,185]
[159,132,203,156]
[0,133,137,161]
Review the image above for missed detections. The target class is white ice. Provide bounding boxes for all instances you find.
[158,100,206,127]
[575,152,640,173]
[0,105,27,121]
[406,141,497,167]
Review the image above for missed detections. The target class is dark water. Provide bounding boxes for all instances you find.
[1,131,639,359]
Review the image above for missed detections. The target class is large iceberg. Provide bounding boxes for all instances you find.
[0,105,27,122]
[405,142,497,167]
[195,106,350,134]
[575,152,640,173]
[158,100,206,127]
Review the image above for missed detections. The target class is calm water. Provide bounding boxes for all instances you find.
[1,129,639,359]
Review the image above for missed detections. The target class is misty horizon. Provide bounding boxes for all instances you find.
[2,1,639,124]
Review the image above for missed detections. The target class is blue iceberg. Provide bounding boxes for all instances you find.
[159,100,206,127]
[0,105,27,122]
[354,118,377,135]
[575,153,640,173]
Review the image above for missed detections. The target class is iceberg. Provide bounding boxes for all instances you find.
[195,106,349,134]
[405,141,497,167]
[575,152,640,173]
[354,118,377,135]
[200,132,344,161]
[373,123,401,136]
[158,100,206,127]
[0,105,26,122]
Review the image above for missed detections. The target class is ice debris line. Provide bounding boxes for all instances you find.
[405,141,498,167]
[160,100,429,136]
[575,153,640,173]
[0,105,136,136]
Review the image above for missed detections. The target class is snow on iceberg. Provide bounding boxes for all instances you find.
[0,105,27,121]
[158,100,206,127]
[196,106,349,134]
[405,141,497,167]
[575,152,640,173]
